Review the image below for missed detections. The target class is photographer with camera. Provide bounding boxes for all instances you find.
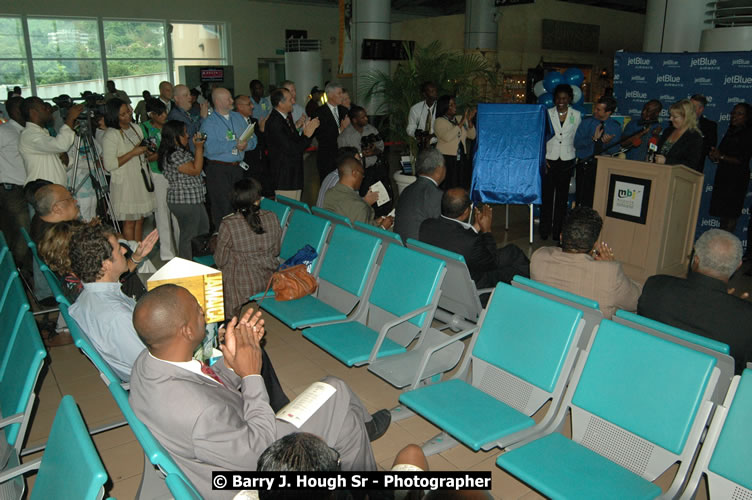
[19,96,84,186]
[406,81,438,151]
[141,98,179,260]
[101,98,155,241]
[337,105,391,215]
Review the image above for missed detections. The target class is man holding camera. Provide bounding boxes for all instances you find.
[19,96,84,186]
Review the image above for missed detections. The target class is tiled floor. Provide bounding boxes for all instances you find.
[20,203,727,499]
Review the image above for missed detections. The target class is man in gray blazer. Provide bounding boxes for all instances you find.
[128,285,380,499]
[393,149,446,242]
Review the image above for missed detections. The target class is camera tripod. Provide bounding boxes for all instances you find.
[69,113,120,234]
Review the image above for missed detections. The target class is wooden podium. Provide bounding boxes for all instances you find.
[592,157,704,284]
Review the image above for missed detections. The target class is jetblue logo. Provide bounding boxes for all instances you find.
[625,90,647,99]
[628,57,651,66]
[724,75,752,85]
[631,75,645,82]
[701,218,720,228]
[690,57,718,67]
[732,58,751,66]
[656,74,680,83]
[694,77,712,84]
[659,109,669,118]
[705,185,713,193]
[662,59,679,66]
[728,97,745,104]
[659,94,676,101]
[614,73,621,81]
[719,113,731,122]
[628,108,641,115]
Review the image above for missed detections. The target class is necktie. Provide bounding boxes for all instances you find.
[332,106,340,128]
[594,121,605,156]
[425,105,432,134]
[200,362,226,387]
[286,112,296,132]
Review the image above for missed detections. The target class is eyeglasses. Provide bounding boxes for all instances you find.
[328,446,342,470]
[54,196,75,206]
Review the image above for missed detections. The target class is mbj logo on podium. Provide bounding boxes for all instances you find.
[618,187,642,201]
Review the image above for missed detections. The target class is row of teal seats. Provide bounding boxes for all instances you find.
[0,232,111,499]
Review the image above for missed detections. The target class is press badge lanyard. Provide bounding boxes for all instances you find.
[217,113,238,147]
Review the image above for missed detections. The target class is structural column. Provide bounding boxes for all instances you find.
[353,0,390,115]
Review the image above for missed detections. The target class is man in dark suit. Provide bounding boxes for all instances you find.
[394,148,446,242]
[313,81,349,181]
[419,188,529,289]
[235,94,274,197]
[638,229,752,374]
[690,94,718,170]
[265,88,320,200]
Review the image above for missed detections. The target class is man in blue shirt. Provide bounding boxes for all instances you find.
[250,79,272,121]
[200,87,258,229]
[621,100,662,162]
[574,95,622,207]
[168,84,208,153]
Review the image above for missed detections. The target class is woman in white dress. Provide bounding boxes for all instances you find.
[101,98,155,240]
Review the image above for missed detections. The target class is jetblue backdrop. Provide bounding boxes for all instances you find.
[613,51,752,248]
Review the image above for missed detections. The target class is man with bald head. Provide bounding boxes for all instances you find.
[323,156,393,229]
[420,188,529,289]
[167,84,208,153]
[200,87,258,228]
[158,81,173,113]
[638,229,752,374]
[235,94,273,196]
[128,285,380,499]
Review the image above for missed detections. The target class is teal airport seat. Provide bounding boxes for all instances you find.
[108,383,203,500]
[406,238,490,329]
[0,276,31,376]
[165,473,203,500]
[303,244,445,367]
[399,283,584,456]
[512,275,603,349]
[275,194,311,214]
[498,319,719,500]
[192,254,215,267]
[353,221,402,265]
[311,206,353,230]
[0,249,21,313]
[278,210,331,277]
[0,309,47,498]
[0,396,108,500]
[260,225,381,329]
[614,310,734,404]
[679,369,752,499]
[260,197,291,241]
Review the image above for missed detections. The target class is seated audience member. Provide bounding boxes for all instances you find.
[215,178,281,318]
[30,183,79,243]
[316,147,377,208]
[38,219,86,303]
[68,224,158,381]
[323,156,393,229]
[420,188,529,289]
[248,433,428,500]
[129,286,388,499]
[530,206,641,319]
[638,229,752,374]
[393,148,446,242]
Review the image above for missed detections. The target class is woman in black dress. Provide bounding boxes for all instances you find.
[655,99,704,172]
[709,103,752,233]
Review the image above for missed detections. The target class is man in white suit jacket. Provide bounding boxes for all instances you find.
[540,84,582,241]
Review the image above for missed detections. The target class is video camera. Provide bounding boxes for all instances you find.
[52,92,106,135]
[360,133,382,150]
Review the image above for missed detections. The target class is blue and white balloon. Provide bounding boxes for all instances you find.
[572,85,583,104]
[533,80,546,97]
[543,72,563,93]
[538,92,554,108]
[563,68,584,86]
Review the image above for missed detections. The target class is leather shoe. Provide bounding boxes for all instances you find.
[365,409,391,441]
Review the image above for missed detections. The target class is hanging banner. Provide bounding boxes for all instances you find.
[613,50,752,248]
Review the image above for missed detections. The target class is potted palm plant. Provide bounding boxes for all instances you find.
[360,41,496,174]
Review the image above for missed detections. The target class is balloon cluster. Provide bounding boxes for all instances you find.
[533,68,585,114]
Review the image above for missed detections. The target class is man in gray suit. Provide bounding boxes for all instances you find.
[128,285,381,499]
[393,148,446,242]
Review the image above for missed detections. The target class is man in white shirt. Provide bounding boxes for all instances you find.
[313,81,350,181]
[279,80,306,126]
[19,97,83,186]
[0,96,32,275]
[406,81,438,149]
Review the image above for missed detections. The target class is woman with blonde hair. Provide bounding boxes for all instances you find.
[655,99,704,172]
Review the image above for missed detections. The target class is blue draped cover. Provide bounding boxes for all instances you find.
[471,103,551,205]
